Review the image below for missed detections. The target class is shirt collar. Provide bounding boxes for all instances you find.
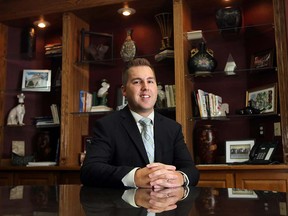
[130,110,154,125]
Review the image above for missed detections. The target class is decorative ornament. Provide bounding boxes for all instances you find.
[120,29,136,62]
[155,12,173,51]
[7,93,26,126]
[197,125,218,164]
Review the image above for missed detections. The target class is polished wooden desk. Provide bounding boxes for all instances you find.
[0,185,286,215]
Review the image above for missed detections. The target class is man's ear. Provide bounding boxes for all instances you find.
[121,85,126,96]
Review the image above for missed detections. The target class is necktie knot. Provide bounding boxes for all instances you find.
[139,118,152,127]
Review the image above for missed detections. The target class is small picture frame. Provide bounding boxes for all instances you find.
[250,49,274,69]
[21,69,51,92]
[228,188,258,199]
[225,140,255,163]
[246,83,277,114]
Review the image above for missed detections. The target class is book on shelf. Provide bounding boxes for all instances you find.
[186,30,205,42]
[194,89,223,117]
[50,104,60,124]
[164,84,176,108]
[79,90,92,112]
[26,161,57,167]
[168,85,176,107]
[191,91,200,117]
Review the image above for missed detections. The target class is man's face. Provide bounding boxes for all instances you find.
[121,65,158,117]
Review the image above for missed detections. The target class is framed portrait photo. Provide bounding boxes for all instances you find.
[225,140,255,163]
[21,69,51,92]
[246,83,277,114]
[250,49,274,69]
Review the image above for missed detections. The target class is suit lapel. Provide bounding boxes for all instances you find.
[120,107,150,164]
[153,112,163,162]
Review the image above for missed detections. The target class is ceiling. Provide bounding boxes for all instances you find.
[1,0,172,31]
[1,0,248,31]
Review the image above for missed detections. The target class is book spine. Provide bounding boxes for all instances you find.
[168,85,175,107]
[198,89,208,117]
[192,91,200,117]
[165,85,171,107]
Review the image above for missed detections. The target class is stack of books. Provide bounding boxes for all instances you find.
[44,43,62,57]
[33,104,60,127]
[33,116,55,127]
[79,90,92,112]
[192,89,222,118]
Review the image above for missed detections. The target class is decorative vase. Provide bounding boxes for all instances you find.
[188,42,217,76]
[197,125,217,164]
[120,29,136,62]
[216,7,242,33]
[155,12,173,51]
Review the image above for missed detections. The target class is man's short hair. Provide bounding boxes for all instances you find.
[122,58,155,85]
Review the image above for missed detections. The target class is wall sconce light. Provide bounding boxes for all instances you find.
[33,17,50,28]
[118,4,136,16]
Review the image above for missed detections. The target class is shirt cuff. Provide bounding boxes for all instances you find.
[122,167,139,187]
[178,171,190,186]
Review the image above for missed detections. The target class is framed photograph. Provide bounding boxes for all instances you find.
[225,140,255,163]
[228,188,258,199]
[21,69,51,92]
[246,83,277,114]
[250,49,274,69]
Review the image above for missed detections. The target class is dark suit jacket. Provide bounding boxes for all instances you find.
[80,106,199,187]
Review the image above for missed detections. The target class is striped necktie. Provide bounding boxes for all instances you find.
[139,118,155,163]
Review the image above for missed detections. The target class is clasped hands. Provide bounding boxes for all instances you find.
[135,162,185,188]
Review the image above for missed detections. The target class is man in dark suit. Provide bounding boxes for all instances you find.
[80,58,199,188]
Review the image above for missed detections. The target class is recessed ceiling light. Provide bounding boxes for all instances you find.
[118,6,136,16]
[33,17,50,28]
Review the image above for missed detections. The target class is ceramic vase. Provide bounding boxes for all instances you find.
[196,125,218,164]
[120,29,136,62]
[216,7,242,33]
[188,42,217,76]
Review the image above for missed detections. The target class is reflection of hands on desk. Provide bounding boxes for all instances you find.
[80,186,200,216]
[134,187,185,213]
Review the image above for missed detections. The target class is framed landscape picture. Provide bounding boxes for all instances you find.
[246,83,277,114]
[225,140,255,163]
[21,69,51,92]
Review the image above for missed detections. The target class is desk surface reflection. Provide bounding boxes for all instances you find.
[0,185,286,215]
